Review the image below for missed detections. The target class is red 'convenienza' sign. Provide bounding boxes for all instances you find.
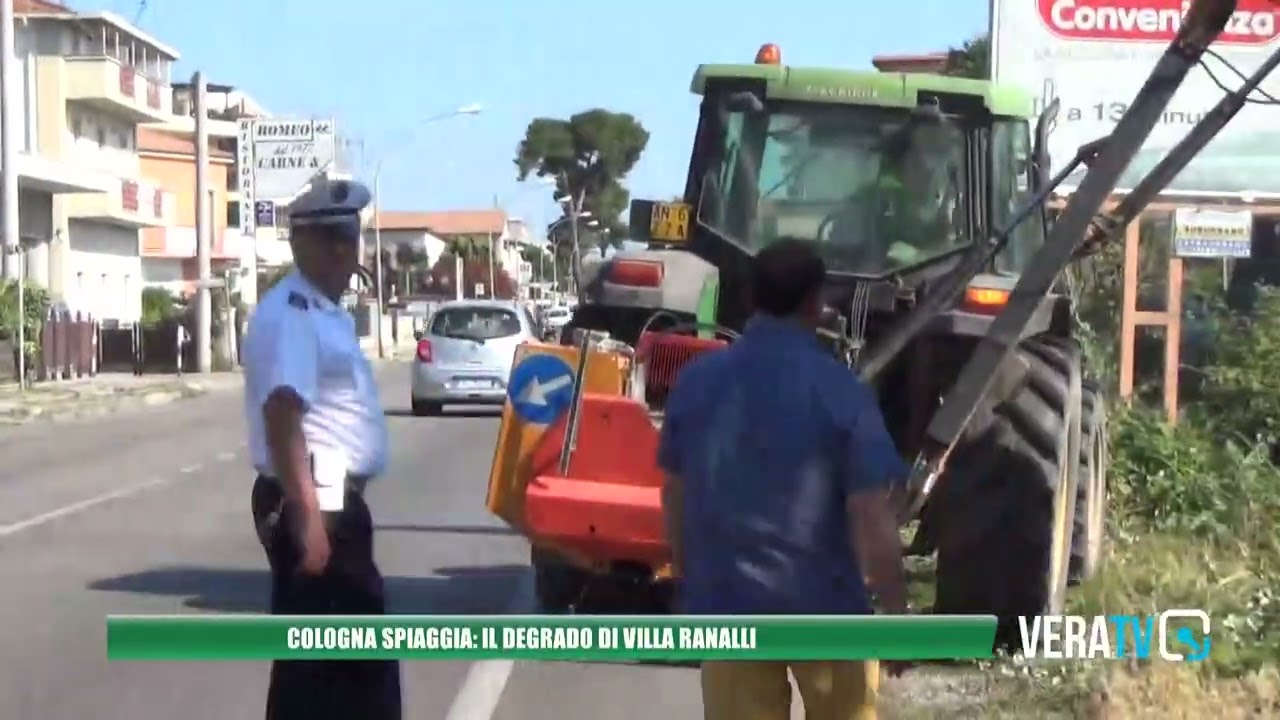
[1037,0,1280,44]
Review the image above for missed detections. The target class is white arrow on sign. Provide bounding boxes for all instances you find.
[519,374,573,406]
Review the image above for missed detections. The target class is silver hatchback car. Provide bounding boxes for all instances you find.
[410,299,538,415]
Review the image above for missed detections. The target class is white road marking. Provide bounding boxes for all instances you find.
[179,463,203,474]
[215,451,236,462]
[0,476,175,538]
[443,569,535,720]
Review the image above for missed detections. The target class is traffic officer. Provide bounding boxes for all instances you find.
[243,176,401,720]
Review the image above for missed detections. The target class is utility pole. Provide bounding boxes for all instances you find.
[487,194,499,299]
[0,0,15,284]
[372,168,385,359]
[193,72,212,373]
[1,0,23,387]
[567,189,585,297]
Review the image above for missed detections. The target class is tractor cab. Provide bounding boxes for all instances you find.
[629,44,1053,334]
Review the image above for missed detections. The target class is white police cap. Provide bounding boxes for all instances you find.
[286,178,372,228]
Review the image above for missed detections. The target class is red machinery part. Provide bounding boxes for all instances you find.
[636,331,728,397]
[524,395,669,566]
[523,332,729,568]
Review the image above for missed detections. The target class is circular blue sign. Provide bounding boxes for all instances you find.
[507,353,577,425]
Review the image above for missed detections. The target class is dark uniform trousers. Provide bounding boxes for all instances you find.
[251,474,403,720]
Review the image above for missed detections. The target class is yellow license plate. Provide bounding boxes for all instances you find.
[649,202,691,243]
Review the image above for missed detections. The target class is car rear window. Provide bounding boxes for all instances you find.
[547,308,569,319]
[430,306,522,340]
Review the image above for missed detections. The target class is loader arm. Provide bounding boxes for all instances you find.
[895,0,1277,516]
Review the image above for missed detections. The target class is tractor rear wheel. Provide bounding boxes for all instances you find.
[1070,381,1108,583]
[932,336,1083,646]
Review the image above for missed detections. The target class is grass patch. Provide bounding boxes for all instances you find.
[886,403,1279,718]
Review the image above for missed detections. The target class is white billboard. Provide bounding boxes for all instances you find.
[237,118,337,237]
[992,0,1280,197]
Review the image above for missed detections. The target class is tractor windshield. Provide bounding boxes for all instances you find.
[696,97,970,275]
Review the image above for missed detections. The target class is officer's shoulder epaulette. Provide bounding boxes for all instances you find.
[287,291,310,310]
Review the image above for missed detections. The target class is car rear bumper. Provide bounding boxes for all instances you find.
[412,362,509,404]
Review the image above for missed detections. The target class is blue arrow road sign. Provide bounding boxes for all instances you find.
[507,353,576,425]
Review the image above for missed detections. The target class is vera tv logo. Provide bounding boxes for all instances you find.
[1037,0,1280,45]
[1019,610,1211,661]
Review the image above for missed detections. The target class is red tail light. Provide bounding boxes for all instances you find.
[608,260,663,288]
[416,338,433,363]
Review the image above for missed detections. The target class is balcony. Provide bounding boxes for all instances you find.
[64,56,172,124]
[141,227,242,259]
[66,177,175,229]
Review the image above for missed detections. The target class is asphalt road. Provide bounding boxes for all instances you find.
[0,362,739,720]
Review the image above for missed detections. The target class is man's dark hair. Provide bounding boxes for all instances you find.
[750,239,826,317]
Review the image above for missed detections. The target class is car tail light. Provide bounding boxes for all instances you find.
[608,260,663,288]
[416,338,433,363]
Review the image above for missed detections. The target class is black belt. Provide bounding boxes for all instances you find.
[258,473,372,494]
[254,473,371,548]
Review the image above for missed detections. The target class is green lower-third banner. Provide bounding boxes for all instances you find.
[106,615,997,661]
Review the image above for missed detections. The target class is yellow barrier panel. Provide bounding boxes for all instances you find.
[485,341,630,536]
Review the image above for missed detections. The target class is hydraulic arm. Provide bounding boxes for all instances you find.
[885,0,1280,516]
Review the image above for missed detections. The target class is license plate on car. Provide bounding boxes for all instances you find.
[454,379,494,390]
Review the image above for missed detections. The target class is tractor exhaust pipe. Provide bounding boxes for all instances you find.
[897,0,1241,521]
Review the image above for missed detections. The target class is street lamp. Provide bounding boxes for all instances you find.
[370,103,482,358]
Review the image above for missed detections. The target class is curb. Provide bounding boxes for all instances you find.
[0,375,244,426]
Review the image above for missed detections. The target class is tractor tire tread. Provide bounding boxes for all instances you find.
[933,334,1082,646]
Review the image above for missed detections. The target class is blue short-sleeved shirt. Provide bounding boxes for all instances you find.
[657,314,909,615]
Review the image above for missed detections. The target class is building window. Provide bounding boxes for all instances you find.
[227,201,240,227]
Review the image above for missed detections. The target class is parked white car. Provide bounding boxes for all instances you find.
[543,306,572,330]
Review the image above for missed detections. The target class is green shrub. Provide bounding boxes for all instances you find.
[1097,284,1280,677]
[140,287,183,328]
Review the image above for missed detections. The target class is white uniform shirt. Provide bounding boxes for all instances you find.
[243,270,388,482]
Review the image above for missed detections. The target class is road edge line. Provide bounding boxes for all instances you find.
[442,567,535,720]
[0,476,175,538]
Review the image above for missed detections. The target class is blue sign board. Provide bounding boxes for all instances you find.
[507,353,576,425]
[255,200,276,227]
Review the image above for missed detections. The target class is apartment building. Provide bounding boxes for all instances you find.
[368,212,448,266]
[5,2,113,283]
[137,128,240,296]
[15,0,177,324]
[501,218,534,287]
[152,81,282,302]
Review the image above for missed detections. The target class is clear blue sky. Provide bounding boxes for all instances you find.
[82,0,987,239]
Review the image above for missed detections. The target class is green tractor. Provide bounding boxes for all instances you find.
[563,4,1261,637]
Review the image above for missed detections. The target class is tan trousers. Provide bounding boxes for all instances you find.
[700,660,879,720]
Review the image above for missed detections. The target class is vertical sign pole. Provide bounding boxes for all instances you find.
[237,118,257,306]
[1,0,23,388]
[0,0,16,283]
[373,169,385,359]
[194,72,212,373]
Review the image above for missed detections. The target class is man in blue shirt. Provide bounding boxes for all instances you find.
[658,239,909,720]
